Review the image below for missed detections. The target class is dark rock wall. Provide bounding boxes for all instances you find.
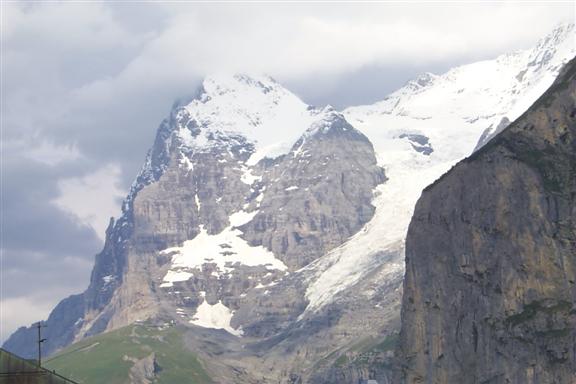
[399,59,576,383]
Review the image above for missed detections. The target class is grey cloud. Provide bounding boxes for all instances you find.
[3,249,93,301]
[2,154,103,297]
[284,61,472,110]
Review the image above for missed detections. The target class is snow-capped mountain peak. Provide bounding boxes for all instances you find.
[405,72,438,92]
[171,75,353,167]
[178,73,315,154]
[201,73,280,97]
[305,106,347,134]
[124,73,355,215]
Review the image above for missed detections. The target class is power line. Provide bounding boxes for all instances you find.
[0,371,48,377]
[0,370,82,384]
[0,348,81,384]
[44,343,98,364]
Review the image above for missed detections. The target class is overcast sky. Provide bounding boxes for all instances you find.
[1,1,574,343]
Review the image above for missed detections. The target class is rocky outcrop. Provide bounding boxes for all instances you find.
[473,116,511,152]
[399,58,576,383]
[125,353,159,384]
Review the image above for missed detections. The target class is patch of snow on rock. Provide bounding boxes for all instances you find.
[160,270,194,287]
[229,210,258,227]
[240,166,261,185]
[190,300,243,337]
[159,210,286,285]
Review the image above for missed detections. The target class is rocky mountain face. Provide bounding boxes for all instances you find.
[399,58,576,383]
[4,24,575,384]
[5,74,395,383]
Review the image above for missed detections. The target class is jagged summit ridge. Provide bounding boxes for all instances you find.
[346,22,575,122]
[528,22,574,68]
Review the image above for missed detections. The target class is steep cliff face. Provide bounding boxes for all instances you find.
[242,112,386,270]
[399,58,576,383]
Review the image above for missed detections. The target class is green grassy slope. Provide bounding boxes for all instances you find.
[44,323,212,384]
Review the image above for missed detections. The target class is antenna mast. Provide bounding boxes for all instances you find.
[36,322,47,366]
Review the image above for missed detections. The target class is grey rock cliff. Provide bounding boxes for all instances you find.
[399,58,576,383]
[242,112,386,269]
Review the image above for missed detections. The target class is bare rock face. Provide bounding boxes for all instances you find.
[399,59,576,383]
[125,353,159,384]
[242,112,386,269]
[260,251,404,384]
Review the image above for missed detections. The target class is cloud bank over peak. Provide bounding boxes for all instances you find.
[1,1,573,342]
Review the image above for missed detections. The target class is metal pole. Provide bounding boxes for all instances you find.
[36,322,46,367]
[37,322,41,366]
